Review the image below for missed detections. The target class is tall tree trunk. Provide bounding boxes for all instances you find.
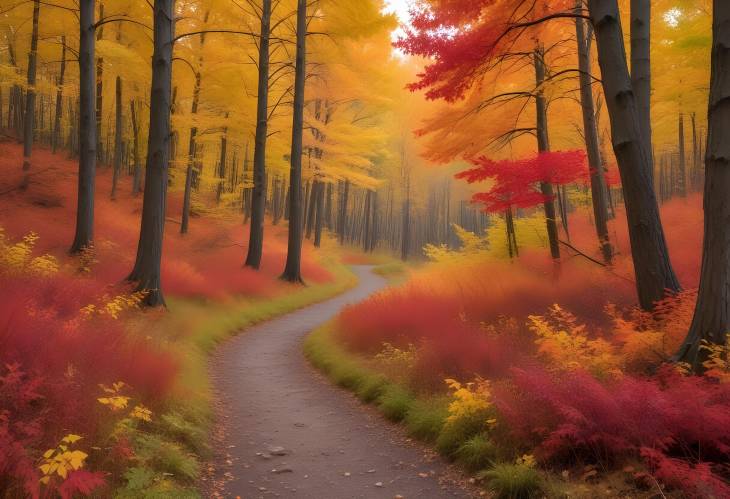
[130,100,141,195]
[52,36,66,154]
[630,0,653,183]
[180,71,201,234]
[534,47,560,259]
[21,0,40,171]
[216,117,228,204]
[281,0,306,283]
[588,0,680,310]
[245,0,271,269]
[314,180,325,248]
[127,0,173,307]
[675,1,730,369]
[70,0,97,254]
[338,180,349,245]
[111,76,122,199]
[95,2,104,163]
[677,112,687,196]
[575,5,613,263]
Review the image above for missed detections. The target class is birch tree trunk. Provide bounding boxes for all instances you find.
[281,0,306,283]
[588,0,680,310]
[675,1,730,369]
[70,0,97,254]
[245,0,271,269]
[127,0,173,307]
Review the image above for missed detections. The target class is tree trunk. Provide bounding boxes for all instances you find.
[52,36,66,154]
[130,100,141,195]
[588,0,680,310]
[111,76,122,199]
[675,1,730,369]
[534,47,560,259]
[630,0,653,183]
[281,0,307,283]
[338,180,349,245]
[678,113,687,196]
[95,2,104,163]
[21,0,40,171]
[127,0,173,307]
[575,5,613,263]
[216,116,228,204]
[314,180,325,247]
[245,0,271,269]
[70,0,97,254]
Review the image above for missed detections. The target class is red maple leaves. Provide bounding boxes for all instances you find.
[456,150,588,212]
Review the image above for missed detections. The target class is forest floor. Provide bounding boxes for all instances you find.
[204,266,479,499]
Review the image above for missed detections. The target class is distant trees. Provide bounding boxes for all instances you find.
[21,0,40,172]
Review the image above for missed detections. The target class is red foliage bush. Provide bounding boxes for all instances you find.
[492,366,730,495]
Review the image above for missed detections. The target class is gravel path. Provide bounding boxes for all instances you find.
[207,266,475,499]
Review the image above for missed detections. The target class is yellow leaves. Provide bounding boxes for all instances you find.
[530,305,622,378]
[131,404,153,422]
[82,292,145,319]
[702,339,730,384]
[39,435,88,485]
[0,228,59,277]
[98,382,153,422]
[444,377,493,425]
[98,382,130,410]
[516,454,536,468]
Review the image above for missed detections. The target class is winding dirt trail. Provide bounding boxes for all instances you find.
[208,266,475,499]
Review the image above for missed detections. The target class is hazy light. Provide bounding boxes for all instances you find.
[663,8,682,28]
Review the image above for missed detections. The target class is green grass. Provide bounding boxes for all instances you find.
[480,462,544,499]
[119,258,358,497]
[455,433,498,471]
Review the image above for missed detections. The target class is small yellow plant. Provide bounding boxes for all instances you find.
[82,292,145,319]
[375,342,418,370]
[98,382,130,410]
[702,339,730,383]
[39,434,88,484]
[130,404,153,422]
[0,228,59,276]
[516,454,536,468]
[444,377,493,424]
[530,305,621,378]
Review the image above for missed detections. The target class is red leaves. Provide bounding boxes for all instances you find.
[456,150,587,212]
[57,470,106,499]
[395,0,577,101]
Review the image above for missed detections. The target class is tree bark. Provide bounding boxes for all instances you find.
[675,1,730,369]
[95,2,104,163]
[70,0,97,254]
[677,112,687,196]
[575,5,613,263]
[52,36,66,154]
[111,75,122,199]
[130,100,141,195]
[127,0,173,307]
[314,181,325,248]
[338,180,349,245]
[281,0,307,283]
[534,47,560,259]
[216,117,228,204]
[588,0,680,310]
[630,0,652,183]
[245,0,271,269]
[21,0,40,171]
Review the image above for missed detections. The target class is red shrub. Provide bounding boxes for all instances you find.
[492,366,730,495]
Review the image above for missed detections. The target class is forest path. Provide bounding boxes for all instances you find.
[208,266,475,499]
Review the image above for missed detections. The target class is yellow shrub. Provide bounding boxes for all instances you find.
[530,305,621,378]
[702,339,730,384]
[39,434,88,484]
[0,228,58,276]
[444,377,493,424]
